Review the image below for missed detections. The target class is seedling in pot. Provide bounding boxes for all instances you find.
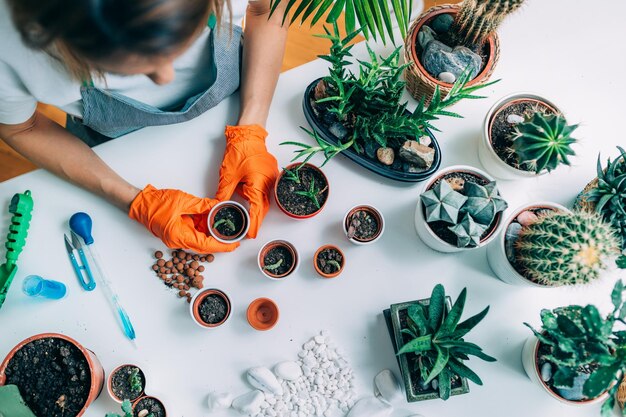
[108,364,146,403]
[314,245,345,278]
[258,240,299,279]
[294,177,327,210]
[275,164,329,219]
[132,395,165,417]
[208,202,249,243]
[106,399,135,417]
[344,205,384,244]
[190,289,231,328]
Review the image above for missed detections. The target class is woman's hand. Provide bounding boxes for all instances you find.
[216,125,278,238]
[129,185,239,253]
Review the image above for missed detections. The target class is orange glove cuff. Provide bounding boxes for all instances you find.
[224,125,268,144]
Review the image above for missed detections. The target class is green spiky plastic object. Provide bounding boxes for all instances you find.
[0,190,34,309]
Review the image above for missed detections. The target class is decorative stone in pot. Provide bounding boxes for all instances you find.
[478,92,578,180]
[314,245,345,278]
[274,163,329,219]
[208,201,250,244]
[414,165,507,253]
[107,364,146,403]
[258,240,299,280]
[0,333,105,417]
[343,205,385,245]
[189,289,231,328]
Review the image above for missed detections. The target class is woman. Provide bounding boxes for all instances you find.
[0,0,286,253]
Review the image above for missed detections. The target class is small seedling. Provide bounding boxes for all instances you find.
[128,367,142,394]
[327,260,342,271]
[213,218,236,234]
[294,178,327,209]
[106,399,140,417]
[283,167,301,184]
[263,259,284,272]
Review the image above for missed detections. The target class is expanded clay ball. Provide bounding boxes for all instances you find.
[150,249,215,302]
[155,251,163,259]
[207,254,215,262]
[165,261,173,268]
[198,265,205,272]
[190,261,199,269]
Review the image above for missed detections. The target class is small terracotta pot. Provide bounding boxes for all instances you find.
[343,205,385,245]
[521,336,609,405]
[274,163,330,220]
[189,289,231,329]
[0,333,105,416]
[107,364,146,404]
[258,240,299,280]
[247,298,280,331]
[404,4,500,102]
[414,165,505,253]
[132,395,167,417]
[314,245,345,279]
[478,93,562,180]
[208,201,250,244]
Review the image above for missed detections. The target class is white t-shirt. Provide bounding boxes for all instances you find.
[0,0,249,125]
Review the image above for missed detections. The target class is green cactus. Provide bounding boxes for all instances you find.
[511,113,578,174]
[451,0,526,48]
[461,181,508,225]
[584,147,626,261]
[525,280,626,417]
[515,211,620,286]
[421,180,468,224]
[448,213,488,248]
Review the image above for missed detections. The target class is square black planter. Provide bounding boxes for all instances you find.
[384,297,470,402]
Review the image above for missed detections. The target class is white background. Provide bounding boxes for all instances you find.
[1,0,625,416]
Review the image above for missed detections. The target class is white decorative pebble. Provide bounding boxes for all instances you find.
[207,392,233,411]
[315,336,326,344]
[541,362,553,382]
[374,369,401,404]
[248,367,284,396]
[507,114,525,124]
[275,361,303,381]
[437,71,456,83]
[233,391,265,415]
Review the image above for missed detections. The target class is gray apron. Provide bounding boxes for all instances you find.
[67,24,242,146]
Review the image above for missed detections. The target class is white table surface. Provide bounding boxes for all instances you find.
[1,1,625,416]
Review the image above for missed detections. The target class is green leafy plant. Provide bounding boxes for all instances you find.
[128,368,142,395]
[525,279,626,416]
[510,113,578,174]
[516,211,620,286]
[269,0,413,44]
[105,400,135,417]
[584,147,626,267]
[451,0,526,48]
[327,260,342,271]
[282,24,497,168]
[282,167,302,183]
[263,259,284,272]
[420,178,507,248]
[294,177,326,209]
[397,284,495,400]
[213,218,236,234]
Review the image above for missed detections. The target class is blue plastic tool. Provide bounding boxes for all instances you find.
[69,212,136,341]
[64,233,96,291]
[22,275,67,299]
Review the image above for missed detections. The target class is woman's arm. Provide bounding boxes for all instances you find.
[0,112,140,211]
[237,0,289,127]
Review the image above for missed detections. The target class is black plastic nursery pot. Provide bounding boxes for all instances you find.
[384,297,470,402]
[303,78,442,183]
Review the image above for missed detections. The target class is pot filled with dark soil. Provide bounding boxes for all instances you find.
[274,163,329,219]
[190,289,231,328]
[415,165,507,253]
[343,205,385,245]
[479,93,564,180]
[107,364,146,403]
[208,201,250,243]
[247,297,280,331]
[258,240,299,280]
[132,395,167,417]
[0,333,105,417]
[314,245,345,279]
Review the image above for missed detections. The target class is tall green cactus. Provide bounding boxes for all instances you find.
[516,211,620,286]
[452,0,526,48]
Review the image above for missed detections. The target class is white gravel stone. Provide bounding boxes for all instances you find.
[233,391,265,415]
[207,392,233,411]
[275,361,303,381]
[248,367,284,396]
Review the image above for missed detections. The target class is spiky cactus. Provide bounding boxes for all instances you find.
[516,211,620,286]
[511,113,578,174]
[462,181,508,224]
[451,0,526,48]
[421,180,468,223]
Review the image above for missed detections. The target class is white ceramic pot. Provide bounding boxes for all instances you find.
[486,202,571,287]
[207,201,250,244]
[478,93,562,180]
[414,165,505,253]
[343,205,385,245]
[521,336,608,406]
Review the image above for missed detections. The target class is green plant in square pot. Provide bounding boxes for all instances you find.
[390,284,495,402]
[576,146,626,269]
[522,279,626,415]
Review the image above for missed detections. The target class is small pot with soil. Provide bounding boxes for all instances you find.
[132,395,167,417]
[314,245,345,278]
[343,205,385,245]
[258,240,299,280]
[190,289,231,329]
[274,163,329,219]
[486,202,571,287]
[208,201,250,244]
[0,333,105,417]
[478,93,570,180]
[521,336,609,406]
[247,298,280,331]
[415,165,507,253]
[107,364,146,403]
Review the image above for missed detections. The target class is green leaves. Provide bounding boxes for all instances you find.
[398,335,433,355]
[584,365,621,399]
[428,284,446,331]
[107,400,133,417]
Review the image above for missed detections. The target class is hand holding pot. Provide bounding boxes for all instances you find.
[129,185,239,253]
[216,125,278,238]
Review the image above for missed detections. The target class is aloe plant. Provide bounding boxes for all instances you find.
[525,279,626,417]
[397,284,495,400]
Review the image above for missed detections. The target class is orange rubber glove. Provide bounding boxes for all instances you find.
[129,185,239,253]
[216,125,279,238]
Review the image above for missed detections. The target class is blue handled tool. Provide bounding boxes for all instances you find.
[64,234,96,291]
[69,212,136,341]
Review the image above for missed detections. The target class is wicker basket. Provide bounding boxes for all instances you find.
[574,176,599,213]
[404,4,501,103]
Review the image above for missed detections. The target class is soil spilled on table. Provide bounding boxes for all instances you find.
[316,248,343,275]
[133,397,166,417]
[199,294,228,324]
[4,337,91,417]
[111,365,144,401]
[276,166,328,216]
[263,246,294,276]
[213,206,245,237]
